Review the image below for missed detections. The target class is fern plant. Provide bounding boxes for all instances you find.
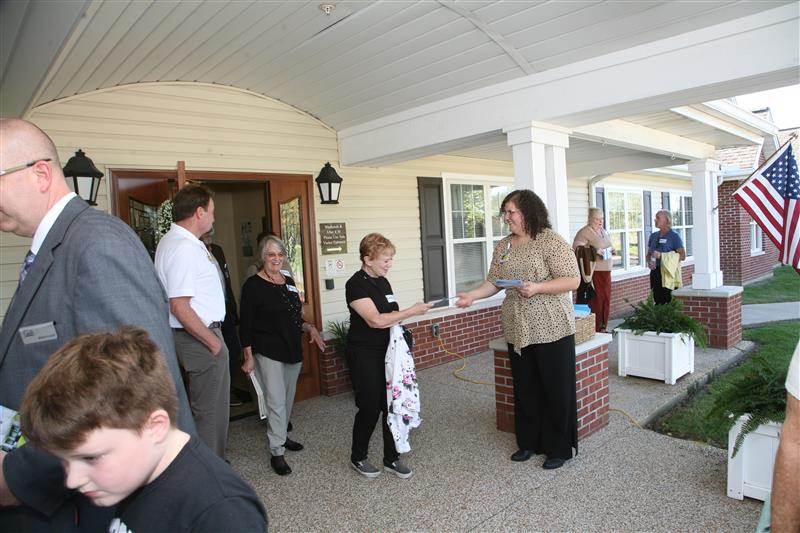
[618,296,708,348]
[325,319,349,357]
[706,352,787,456]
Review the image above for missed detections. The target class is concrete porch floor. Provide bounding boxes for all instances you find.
[227,335,764,532]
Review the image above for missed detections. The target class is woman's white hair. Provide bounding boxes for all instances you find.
[258,235,287,263]
[587,207,603,223]
[656,209,672,227]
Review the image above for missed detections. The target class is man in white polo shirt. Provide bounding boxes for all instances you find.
[155,183,229,457]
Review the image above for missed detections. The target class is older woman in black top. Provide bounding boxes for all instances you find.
[240,235,324,476]
[346,233,432,479]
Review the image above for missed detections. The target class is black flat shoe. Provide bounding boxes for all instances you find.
[510,449,534,462]
[542,457,566,470]
[283,438,304,452]
[270,455,292,476]
[287,421,293,432]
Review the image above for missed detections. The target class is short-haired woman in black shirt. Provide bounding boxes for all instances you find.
[345,233,433,479]
[240,236,324,476]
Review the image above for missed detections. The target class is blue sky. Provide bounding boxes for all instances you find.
[735,84,800,130]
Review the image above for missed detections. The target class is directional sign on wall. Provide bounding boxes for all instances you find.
[320,223,347,255]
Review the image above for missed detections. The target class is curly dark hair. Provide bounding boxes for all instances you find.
[501,189,551,237]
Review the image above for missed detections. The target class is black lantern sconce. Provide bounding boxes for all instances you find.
[62,149,104,206]
[315,162,343,204]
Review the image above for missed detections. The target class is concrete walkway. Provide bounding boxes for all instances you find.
[741,301,800,327]
[226,304,799,532]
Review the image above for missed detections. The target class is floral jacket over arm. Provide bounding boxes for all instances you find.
[385,325,421,453]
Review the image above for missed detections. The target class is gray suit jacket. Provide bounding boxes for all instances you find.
[0,197,195,529]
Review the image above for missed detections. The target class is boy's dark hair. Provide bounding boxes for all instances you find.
[172,183,213,222]
[20,327,178,452]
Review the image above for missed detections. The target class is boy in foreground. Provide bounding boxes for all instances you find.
[19,327,267,532]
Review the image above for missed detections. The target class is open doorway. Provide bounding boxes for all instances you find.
[110,170,322,407]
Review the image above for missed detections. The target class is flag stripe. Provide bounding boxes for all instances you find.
[733,140,800,271]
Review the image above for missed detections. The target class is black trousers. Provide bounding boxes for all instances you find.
[650,268,672,304]
[508,334,578,460]
[347,344,398,464]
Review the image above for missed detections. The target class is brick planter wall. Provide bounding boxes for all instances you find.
[718,180,780,285]
[674,286,744,349]
[319,305,503,396]
[597,264,695,319]
[493,335,611,440]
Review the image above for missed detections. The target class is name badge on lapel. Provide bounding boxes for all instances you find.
[386,294,396,303]
[659,238,667,244]
[287,284,299,294]
[19,322,58,345]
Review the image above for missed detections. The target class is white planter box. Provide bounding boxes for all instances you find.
[616,329,694,385]
[727,416,782,501]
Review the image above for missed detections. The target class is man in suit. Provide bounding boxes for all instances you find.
[0,118,195,531]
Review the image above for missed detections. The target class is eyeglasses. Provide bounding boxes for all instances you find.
[501,208,520,217]
[0,158,51,177]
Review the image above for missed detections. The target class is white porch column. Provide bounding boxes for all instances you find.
[688,158,724,289]
[503,122,571,240]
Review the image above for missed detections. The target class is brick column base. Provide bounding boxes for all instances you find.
[673,286,743,349]
[492,334,611,440]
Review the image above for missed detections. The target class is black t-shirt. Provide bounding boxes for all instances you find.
[345,270,399,349]
[239,274,304,364]
[111,436,267,533]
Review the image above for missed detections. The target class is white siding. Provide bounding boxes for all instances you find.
[4,83,515,325]
[2,83,695,324]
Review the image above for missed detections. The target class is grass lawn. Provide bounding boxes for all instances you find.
[742,265,800,304]
[652,321,800,448]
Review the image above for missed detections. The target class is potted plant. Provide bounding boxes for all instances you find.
[615,296,708,384]
[325,319,349,358]
[706,352,787,501]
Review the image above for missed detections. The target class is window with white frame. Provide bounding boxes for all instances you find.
[605,190,644,270]
[750,219,763,254]
[448,182,512,293]
[669,192,693,257]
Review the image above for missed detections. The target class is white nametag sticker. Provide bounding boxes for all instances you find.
[659,238,667,244]
[18,322,58,345]
[280,269,291,277]
[287,284,299,293]
[386,294,397,303]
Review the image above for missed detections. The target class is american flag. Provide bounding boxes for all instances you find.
[733,138,800,272]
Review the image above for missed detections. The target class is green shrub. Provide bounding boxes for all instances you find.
[618,295,708,348]
[326,319,349,356]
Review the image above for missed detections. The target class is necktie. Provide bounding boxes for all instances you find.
[19,250,35,284]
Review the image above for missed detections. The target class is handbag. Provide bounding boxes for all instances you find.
[575,245,596,304]
[576,279,596,304]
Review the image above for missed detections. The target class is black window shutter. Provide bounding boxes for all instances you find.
[644,191,653,236]
[417,177,448,302]
[661,192,670,212]
[595,187,605,225]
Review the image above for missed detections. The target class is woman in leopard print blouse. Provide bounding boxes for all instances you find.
[456,189,580,470]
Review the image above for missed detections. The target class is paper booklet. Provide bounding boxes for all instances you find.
[494,279,523,288]
[1,405,27,452]
[248,373,268,420]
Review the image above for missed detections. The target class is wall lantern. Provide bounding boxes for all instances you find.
[315,162,343,204]
[62,149,104,206]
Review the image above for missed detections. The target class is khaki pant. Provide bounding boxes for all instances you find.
[173,328,230,457]
[252,354,301,456]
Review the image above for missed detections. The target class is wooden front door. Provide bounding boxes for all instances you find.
[269,178,321,401]
[111,170,322,401]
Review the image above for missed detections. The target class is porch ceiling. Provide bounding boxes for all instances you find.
[0,0,793,133]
